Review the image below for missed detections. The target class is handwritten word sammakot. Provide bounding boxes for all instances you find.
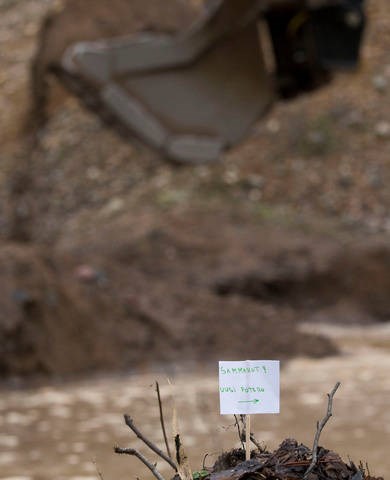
[220,365,267,375]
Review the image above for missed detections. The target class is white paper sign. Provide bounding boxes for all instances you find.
[219,360,280,415]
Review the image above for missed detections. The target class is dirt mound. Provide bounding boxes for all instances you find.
[210,439,383,480]
[0,228,337,377]
[115,405,384,480]
[0,242,124,375]
[2,208,390,378]
[1,0,390,379]
[215,241,390,322]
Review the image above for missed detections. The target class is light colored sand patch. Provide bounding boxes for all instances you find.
[0,435,19,447]
[68,477,98,480]
[72,442,87,453]
[21,389,74,407]
[0,452,17,465]
[49,405,72,418]
[0,477,32,480]
[66,454,80,465]
[4,411,37,425]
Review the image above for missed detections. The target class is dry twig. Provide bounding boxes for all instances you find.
[114,446,166,480]
[156,381,172,459]
[304,382,341,479]
[175,433,193,480]
[93,460,105,480]
[124,414,177,471]
[250,433,263,452]
[202,453,210,470]
[234,414,245,450]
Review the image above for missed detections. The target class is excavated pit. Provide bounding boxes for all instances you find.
[214,243,390,322]
[2,219,390,378]
[1,0,389,380]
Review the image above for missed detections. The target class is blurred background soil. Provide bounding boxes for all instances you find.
[0,0,389,478]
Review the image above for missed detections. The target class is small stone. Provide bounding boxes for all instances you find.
[223,168,239,185]
[11,289,32,305]
[366,217,381,232]
[307,130,326,146]
[338,164,354,188]
[374,121,390,138]
[74,267,107,287]
[74,265,99,283]
[367,171,383,188]
[23,22,38,36]
[196,166,210,179]
[338,175,353,189]
[320,192,338,214]
[372,74,388,93]
[249,189,262,201]
[291,159,305,172]
[101,197,124,215]
[343,109,364,128]
[265,118,281,134]
[246,174,265,189]
[86,166,101,180]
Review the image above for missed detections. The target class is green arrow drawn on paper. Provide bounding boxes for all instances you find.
[238,398,260,404]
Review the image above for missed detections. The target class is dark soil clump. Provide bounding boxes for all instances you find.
[210,439,383,480]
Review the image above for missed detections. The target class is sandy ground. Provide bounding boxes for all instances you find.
[0,323,389,480]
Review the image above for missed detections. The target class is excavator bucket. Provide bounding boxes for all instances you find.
[54,0,365,164]
[61,0,273,163]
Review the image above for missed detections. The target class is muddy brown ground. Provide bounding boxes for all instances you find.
[0,1,389,477]
[1,0,389,378]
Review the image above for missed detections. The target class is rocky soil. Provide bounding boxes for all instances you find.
[0,5,389,480]
[0,0,389,378]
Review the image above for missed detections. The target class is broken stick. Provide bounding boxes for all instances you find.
[234,414,245,451]
[250,432,263,452]
[115,447,166,480]
[303,382,341,479]
[245,415,251,461]
[156,381,172,459]
[123,414,177,471]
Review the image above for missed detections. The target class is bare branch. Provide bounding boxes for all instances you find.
[123,414,177,471]
[93,460,105,480]
[175,433,193,480]
[114,446,166,480]
[304,382,341,479]
[234,414,245,450]
[156,381,172,459]
[175,434,181,466]
[250,433,263,452]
